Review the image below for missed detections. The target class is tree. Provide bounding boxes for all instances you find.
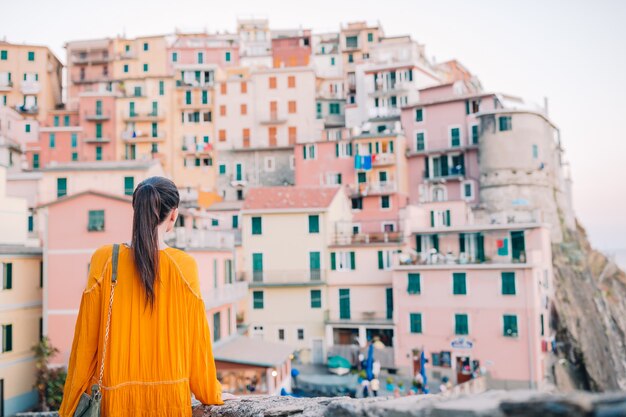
[33,337,67,411]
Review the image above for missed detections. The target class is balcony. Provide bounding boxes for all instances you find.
[229,173,249,187]
[166,227,236,250]
[259,111,287,125]
[424,165,465,182]
[119,51,137,60]
[325,309,393,325]
[323,114,345,128]
[72,54,111,65]
[83,137,111,144]
[123,111,165,122]
[72,76,111,84]
[15,105,38,115]
[85,111,111,121]
[20,81,40,95]
[353,181,397,196]
[202,281,248,310]
[0,81,13,91]
[242,270,328,287]
[182,141,213,155]
[368,107,401,120]
[121,130,166,142]
[372,80,411,96]
[332,230,403,245]
[372,153,395,166]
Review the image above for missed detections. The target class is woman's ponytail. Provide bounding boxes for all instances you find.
[131,177,179,307]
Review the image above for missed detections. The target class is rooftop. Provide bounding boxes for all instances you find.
[41,160,159,172]
[213,336,293,368]
[242,186,341,212]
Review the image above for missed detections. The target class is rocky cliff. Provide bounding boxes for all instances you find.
[551,221,626,391]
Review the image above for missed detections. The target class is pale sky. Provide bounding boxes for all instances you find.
[2,0,625,250]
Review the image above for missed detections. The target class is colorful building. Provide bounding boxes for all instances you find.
[271,29,312,68]
[0,165,42,415]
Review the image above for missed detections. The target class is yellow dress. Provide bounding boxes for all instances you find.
[58,244,223,416]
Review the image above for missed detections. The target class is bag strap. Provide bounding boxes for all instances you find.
[96,244,120,394]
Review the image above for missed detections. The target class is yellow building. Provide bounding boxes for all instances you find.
[240,186,352,364]
[0,41,63,122]
[0,165,42,415]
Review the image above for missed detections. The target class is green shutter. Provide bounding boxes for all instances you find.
[415,234,422,253]
[410,313,422,333]
[57,178,67,198]
[339,289,350,319]
[459,233,466,253]
[124,177,134,196]
[251,217,262,235]
[386,288,393,319]
[4,263,12,289]
[330,252,336,270]
[455,314,469,335]
[335,143,339,157]
[502,272,516,295]
[310,289,322,308]
[446,210,451,226]
[408,273,420,294]
[159,80,165,96]
[503,315,518,336]
[465,100,470,114]
[453,273,467,295]
[430,211,434,227]
[252,253,263,282]
[308,215,320,233]
[309,252,321,280]
[253,291,264,309]
[350,251,356,270]
[377,251,384,270]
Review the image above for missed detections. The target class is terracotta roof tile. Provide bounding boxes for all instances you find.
[243,186,341,211]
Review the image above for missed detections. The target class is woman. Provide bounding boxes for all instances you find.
[59,177,224,416]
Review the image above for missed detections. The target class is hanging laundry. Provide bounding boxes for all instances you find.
[497,238,509,256]
[363,155,372,170]
[354,155,362,169]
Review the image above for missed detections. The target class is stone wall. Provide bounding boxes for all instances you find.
[19,391,626,417]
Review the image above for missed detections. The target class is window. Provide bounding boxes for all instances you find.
[143,42,149,51]
[410,313,422,333]
[143,64,148,72]
[253,291,264,309]
[159,80,165,96]
[240,81,247,93]
[32,153,39,169]
[278,329,285,340]
[532,144,539,159]
[416,132,425,151]
[407,273,421,294]
[329,103,340,114]
[288,127,297,144]
[72,152,78,162]
[54,116,59,127]
[25,123,31,133]
[330,57,335,66]
[331,251,356,271]
[310,290,322,308]
[450,127,461,147]
[346,36,358,48]
[357,172,366,184]
[95,146,102,161]
[225,51,231,62]
[241,104,247,115]
[415,108,424,122]
[232,215,239,229]
[123,64,129,73]
[185,90,192,105]
[220,105,226,116]
[499,116,512,131]
[219,164,226,175]
[471,124,479,144]
[2,263,12,289]
[386,287,393,319]
[377,250,392,270]
[28,215,34,232]
[219,130,226,142]
[368,32,374,42]
[501,272,516,295]
[252,253,263,282]
[308,215,320,233]
[430,209,451,227]
[124,176,134,196]
[0,50,7,60]
[251,217,262,235]
[295,328,304,340]
[351,197,363,210]
[288,100,296,113]
[348,53,354,63]
[220,83,227,94]
[49,133,55,148]
[503,315,518,337]
[380,195,390,209]
[455,314,469,335]
[269,77,277,89]
[87,210,105,231]
[213,312,221,342]
[28,51,35,61]
[303,144,316,160]
[197,52,204,64]
[288,76,296,88]
[339,289,350,319]
[172,52,178,62]
[57,178,67,198]
[463,182,474,199]
[453,272,467,295]
[2,324,12,352]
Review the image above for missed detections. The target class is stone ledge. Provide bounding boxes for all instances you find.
[190,391,626,417]
[17,391,626,417]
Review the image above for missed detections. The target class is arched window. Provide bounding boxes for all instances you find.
[432,186,447,202]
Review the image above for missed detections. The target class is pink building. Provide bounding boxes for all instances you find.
[65,39,114,111]
[167,33,239,72]
[400,82,495,205]
[392,200,554,389]
[78,94,117,161]
[271,29,312,68]
[25,110,81,169]
[294,129,354,188]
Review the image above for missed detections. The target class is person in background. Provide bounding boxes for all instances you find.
[361,378,370,398]
[439,376,449,393]
[370,378,380,397]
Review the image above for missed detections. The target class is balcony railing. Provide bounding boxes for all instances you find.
[15,105,38,114]
[355,181,397,196]
[85,111,111,121]
[241,269,327,286]
[259,111,287,125]
[83,137,111,144]
[424,166,465,181]
[165,227,236,250]
[229,173,250,187]
[325,309,392,324]
[72,54,111,65]
[121,130,166,142]
[372,153,395,166]
[395,248,533,267]
[202,281,248,310]
[368,107,401,119]
[0,81,13,91]
[123,111,164,121]
[332,231,403,245]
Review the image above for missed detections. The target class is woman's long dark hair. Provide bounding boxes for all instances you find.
[131,176,179,306]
